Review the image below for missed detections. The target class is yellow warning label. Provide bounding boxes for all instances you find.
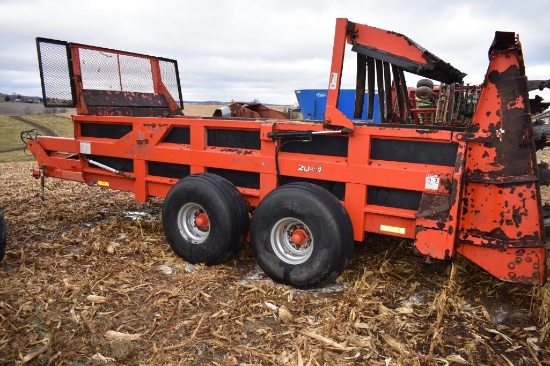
[380,225,405,235]
[97,181,110,187]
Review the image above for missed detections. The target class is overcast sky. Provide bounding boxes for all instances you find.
[1,0,549,105]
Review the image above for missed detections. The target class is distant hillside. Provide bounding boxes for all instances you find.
[1,94,286,107]
[184,100,285,107]
[1,92,42,103]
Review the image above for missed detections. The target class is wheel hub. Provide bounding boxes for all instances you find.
[290,228,308,246]
[177,203,210,244]
[194,213,209,228]
[270,217,313,265]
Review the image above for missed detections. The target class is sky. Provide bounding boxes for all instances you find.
[0,0,549,105]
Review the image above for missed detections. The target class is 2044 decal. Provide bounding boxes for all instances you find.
[298,164,322,173]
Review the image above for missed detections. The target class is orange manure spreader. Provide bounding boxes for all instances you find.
[26,19,548,288]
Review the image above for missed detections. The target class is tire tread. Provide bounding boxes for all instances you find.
[251,182,354,288]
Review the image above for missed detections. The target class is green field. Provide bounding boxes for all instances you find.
[0,115,73,163]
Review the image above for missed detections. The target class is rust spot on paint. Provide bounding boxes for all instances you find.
[415,193,450,221]
[440,178,453,192]
[416,129,439,134]
[220,148,253,155]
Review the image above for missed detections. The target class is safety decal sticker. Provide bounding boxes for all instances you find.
[425,174,439,190]
[329,72,338,90]
[80,141,91,154]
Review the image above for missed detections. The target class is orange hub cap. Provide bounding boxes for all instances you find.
[194,213,209,228]
[291,228,308,246]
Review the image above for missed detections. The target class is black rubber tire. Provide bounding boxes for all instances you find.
[250,183,354,288]
[0,210,5,262]
[416,78,434,89]
[415,85,434,100]
[162,173,248,265]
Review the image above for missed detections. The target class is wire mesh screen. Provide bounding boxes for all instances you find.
[79,48,154,93]
[36,38,76,107]
[36,38,183,110]
[159,59,183,108]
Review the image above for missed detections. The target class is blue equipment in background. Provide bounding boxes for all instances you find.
[295,89,381,123]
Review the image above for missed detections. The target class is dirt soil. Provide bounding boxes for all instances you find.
[0,160,548,366]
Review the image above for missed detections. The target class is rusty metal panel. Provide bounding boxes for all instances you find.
[460,182,542,245]
[414,193,453,260]
[87,107,171,117]
[457,244,546,284]
[457,31,546,284]
[415,193,451,221]
[80,90,175,117]
[82,90,169,107]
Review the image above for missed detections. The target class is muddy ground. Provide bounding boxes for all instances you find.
[0,160,548,365]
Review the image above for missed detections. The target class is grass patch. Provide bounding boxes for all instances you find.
[0,115,73,163]
[0,116,35,151]
[21,115,74,137]
[0,150,35,163]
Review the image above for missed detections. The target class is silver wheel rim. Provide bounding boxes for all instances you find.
[270,217,313,264]
[177,203,209,244]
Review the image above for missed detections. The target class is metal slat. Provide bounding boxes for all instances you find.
[376,59,385,123]
[392,65,405,122]
[367,56,375,120]
[355,53,367,119]
[383,62,392,122]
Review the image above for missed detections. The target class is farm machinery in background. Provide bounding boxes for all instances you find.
[213,102,290,119]
[25,18,548,288]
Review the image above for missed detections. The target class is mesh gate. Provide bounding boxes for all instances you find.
[36,38,183,109]
[36,38,75,107]
[159,59,183,107]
